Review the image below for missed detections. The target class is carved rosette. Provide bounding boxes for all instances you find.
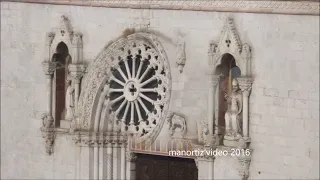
[72,132,128,147]
[237,151,252,180]
[237,77,253,96]
[68,64,86,83]
[126,152,137,162]
[42,61,56,76]
[77,33,172,149]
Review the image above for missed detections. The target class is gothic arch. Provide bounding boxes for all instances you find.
[209,19,252,76]
[77,32,172,146]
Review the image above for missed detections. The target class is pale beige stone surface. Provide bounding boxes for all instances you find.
[1,1,319,179]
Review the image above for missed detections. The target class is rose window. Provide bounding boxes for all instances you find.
[107,41,170,142]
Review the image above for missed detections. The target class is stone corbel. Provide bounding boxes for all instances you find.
[40,113,55,155]
[237,150,252,180]
[193,145,215,180]
[176,33,186,73]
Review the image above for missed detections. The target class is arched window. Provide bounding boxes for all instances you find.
[215,53,241,135]
[52,42,71,127]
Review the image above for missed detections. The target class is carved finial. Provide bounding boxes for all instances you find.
[72,32,83,47]
[241,43,251,59]
[59,15,72,37]
[176,33,186,73]
[46,32,55,46]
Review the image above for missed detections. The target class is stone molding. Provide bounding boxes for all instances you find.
[77,32,172,149]
[71,131,128,147]
[4,0,319,16]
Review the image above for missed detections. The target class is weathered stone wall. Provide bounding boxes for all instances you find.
[1,1,319,179]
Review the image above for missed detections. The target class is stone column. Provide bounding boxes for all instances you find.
[120,124,127,180]
[106,143,113,180]
[112,142,118,180]
[41,61,56,128]
[195,147,215,180]
[93,145,99,180]
[71,32,83,64]
[207,69,214,135]
[126,152,137,180]
[212,75,220,136]
[68,64,85,114]
[238,77,253,141]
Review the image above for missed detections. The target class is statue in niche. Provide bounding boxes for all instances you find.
[224,78,243,139]
[65,75,75,120]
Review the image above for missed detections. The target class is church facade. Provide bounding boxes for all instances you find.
[1,0,319,179]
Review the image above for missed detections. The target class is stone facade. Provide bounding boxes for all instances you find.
[1,1,319,179]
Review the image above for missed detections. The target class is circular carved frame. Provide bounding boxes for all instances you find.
[77,32,172,146]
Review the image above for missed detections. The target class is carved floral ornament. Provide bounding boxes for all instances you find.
[77,33,172,147]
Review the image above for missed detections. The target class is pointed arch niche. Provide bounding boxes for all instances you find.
[40,15,85,155]
[207,18,253,147]
[206,18,253,180]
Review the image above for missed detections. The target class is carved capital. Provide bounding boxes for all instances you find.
[237,77,253,96]
[68,64,86,83]
[211,75,220,88]
[237,150,252,180]
[126,152,137,162]
[42,61,56,76]
[208,42,218,55]
[241,44,251,60]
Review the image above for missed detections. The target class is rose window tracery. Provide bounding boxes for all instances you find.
[107,40,170,141]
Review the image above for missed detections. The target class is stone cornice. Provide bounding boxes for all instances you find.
[3,0,320,16]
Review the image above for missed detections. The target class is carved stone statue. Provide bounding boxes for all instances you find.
[224,78,243,139]
[65,77,75,120]
[167,112,187,138]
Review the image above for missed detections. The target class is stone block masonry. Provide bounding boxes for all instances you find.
[1,1,319,179]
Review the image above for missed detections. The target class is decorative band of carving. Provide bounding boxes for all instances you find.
[72,131,128,147]
[126,152,137,162]
[4,0,319,16]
